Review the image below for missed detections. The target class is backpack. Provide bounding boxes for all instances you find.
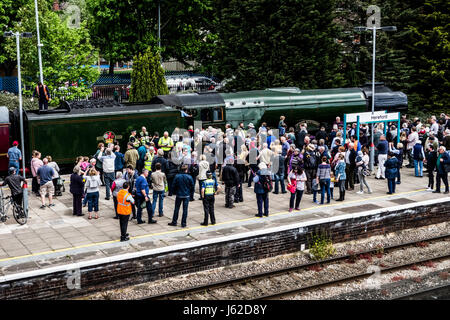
[305,152,317,169]
[190,163,199,176]
[259,173,273,193]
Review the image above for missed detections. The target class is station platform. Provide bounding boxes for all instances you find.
[0,167,448,289]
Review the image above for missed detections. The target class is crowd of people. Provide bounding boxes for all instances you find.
[3,113,450,242]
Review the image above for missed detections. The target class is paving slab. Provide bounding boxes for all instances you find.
[0,167,448,277]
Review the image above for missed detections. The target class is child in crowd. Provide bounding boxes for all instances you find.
[330,172,336,199]
[80,156,90,172]
[312,178,320,204]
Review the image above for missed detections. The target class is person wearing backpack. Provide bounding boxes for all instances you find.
[287,167,307,212]
[253,162,271,217]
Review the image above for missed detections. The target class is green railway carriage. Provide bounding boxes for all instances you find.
[151,87,368,131]
[23,104,182,167]
[221,87,367,129]
[1,84,405,176]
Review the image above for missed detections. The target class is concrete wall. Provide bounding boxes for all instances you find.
[0,199,449,299]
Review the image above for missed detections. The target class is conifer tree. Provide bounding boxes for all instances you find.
[130,48,169,102]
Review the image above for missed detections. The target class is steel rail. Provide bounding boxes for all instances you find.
[142,233,450,300]
[256,253,450,300]
[390,283,450,300]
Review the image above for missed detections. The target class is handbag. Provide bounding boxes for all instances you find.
[287,178,297,193]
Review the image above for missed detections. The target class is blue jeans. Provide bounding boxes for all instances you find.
[313,190,318,202]
[274,174,286,193]
[414,160,423,177]
[388,178,396,194]
[256,192,269,216]
[152,190,165,215]
[104,172,115,198]
[319,179,331,204]
[172,197,189,227]
[136,195,153,222]
[86,191,99,212]
[8,160,19,174]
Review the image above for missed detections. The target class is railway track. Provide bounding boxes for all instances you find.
[391,283,450,300]
[143,234,450,300]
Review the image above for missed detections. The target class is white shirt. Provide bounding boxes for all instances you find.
[430,122,439,135]
[288,172,307,191]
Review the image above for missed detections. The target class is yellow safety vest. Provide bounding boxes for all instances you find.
[159,136,173,152]
[130,135,140,148]
[144,153,154,171]
[140,132,150,144]
[203,179,216,196]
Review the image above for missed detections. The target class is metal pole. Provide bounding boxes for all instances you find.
[34,0,44,84]
[15,33,29,215]
[369,27,376,172]
[158,0,161,50]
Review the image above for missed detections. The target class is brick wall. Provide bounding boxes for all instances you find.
[0,200,449,299]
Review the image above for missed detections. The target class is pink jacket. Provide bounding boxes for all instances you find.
[31,158,43,177]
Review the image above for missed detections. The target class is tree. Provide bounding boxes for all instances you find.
[209,0,345,91]
[86,0,214,73]
[405,0,449,113]
[129,48,168,102]
[2,0,99,91]
[0,0,29,76]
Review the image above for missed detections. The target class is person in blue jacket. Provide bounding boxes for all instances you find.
[335,154,346,201]
[412,141,425,177]
[253,162,271,217]
[168,165,195,228]
[384,152,399,194]
[114,145,125,175]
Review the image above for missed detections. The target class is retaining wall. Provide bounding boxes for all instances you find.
[0,198,449,299]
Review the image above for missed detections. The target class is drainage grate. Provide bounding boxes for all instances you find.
[338,203,382,213]
[389,198,416,205]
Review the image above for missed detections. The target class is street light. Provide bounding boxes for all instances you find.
[354,25,397,172]
[34,0,44,84]
[4,30,32,216]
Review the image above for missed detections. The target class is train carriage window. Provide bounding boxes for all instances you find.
[201,109,212,122]
[213,107,224,122]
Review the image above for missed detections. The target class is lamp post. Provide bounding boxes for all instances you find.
[4,31,33,215]
[158,0,161,51]
[354,25,396,171]
[34,0,44,84]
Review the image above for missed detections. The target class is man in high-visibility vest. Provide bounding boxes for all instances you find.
[117,182,134,241]
[158,131,174,159]
[129,130,140,149]
[200,171,220,226]
[144,146,156,172]
[140,126,151,146]
[31,82,51,111]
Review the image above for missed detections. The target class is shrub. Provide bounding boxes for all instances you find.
[307,229,336,261]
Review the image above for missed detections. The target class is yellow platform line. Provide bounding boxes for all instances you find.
[0,188,428,263]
